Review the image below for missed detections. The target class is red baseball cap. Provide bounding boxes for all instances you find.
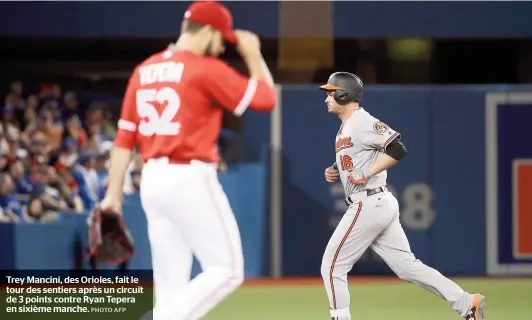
[184,1,237,43]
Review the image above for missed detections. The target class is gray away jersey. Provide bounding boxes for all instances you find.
[335,107,400,197]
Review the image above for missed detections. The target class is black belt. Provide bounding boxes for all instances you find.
[345,186,385,206]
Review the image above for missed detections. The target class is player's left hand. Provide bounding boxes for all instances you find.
[348,168,371,185]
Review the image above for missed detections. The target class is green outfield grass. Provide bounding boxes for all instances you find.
[1,278,531,319]
[205,278,532,320]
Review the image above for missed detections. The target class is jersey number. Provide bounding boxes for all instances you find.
[136,87,181,136]
[340,155,353,171]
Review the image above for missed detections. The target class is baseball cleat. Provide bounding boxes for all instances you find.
[464,294,486,320]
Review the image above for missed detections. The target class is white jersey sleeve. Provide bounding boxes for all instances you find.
[360,112,400,151]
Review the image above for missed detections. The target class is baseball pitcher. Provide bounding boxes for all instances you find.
[319,72,486,320]
[100,2,276,319]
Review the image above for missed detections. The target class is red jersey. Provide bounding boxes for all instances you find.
[114,49,276,163]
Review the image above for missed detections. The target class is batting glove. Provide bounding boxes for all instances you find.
[348,167,371,185]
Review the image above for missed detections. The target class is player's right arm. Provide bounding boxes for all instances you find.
[361,116,407,178]
[204,59,276,116]
[102,73,138,212]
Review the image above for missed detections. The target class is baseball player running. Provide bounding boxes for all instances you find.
[100,2,276,319]
[319,72,486,320]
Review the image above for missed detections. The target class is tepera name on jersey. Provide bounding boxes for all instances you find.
[139,62,184,85]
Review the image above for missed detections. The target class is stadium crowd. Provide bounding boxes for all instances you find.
[0,80,143,223]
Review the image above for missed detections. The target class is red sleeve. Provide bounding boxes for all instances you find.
[205,60,276,116]
[114,74,138,150]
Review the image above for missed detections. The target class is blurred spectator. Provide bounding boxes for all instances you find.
[29,166,67,220]
[0,154,7,172]
[65,116,88,149]
[57,137,79,168]
[27,135,50,169]
[102,109,117,137]
[35,109,63,152]
[53,164,84,213]
[0,173,24,222]
[95,153,109,200]
[8,81,26,112]
[52,84,62,105]
[38,83,57,106]
[71,151,99,210]
[86,105,114,150]
[9,159,32,205]
[9,81,23,98]
[2,96,21,141]
[62,91,81,122]
[20,106,37,140]
[26,94,39,109]
[49,104,63,127]
[0,207,10,222]
[99,140,113,162]
[3,136,21,166]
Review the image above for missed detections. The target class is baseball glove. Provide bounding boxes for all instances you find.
[87,205,135,265]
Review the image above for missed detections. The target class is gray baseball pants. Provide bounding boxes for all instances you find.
[320,188,475,319]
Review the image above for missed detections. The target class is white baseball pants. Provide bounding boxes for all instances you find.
[321,188,475,320]
[140,158,244,320]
